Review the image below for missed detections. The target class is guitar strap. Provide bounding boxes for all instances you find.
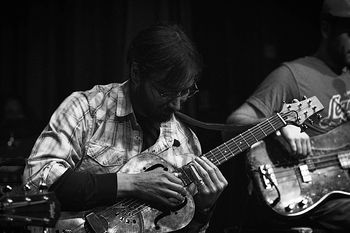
[175,111,231,131]
[174,111,252,133]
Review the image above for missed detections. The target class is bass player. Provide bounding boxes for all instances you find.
[223,0,350,232]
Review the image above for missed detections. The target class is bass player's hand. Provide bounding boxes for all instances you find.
[277,124,312,157]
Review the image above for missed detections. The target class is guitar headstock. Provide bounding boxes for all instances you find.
[0,187,60,227]
[281,96,324,125]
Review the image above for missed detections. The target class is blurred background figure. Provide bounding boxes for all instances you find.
[0,96,41,189]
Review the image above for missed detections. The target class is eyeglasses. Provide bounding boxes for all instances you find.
[152,82,199,100]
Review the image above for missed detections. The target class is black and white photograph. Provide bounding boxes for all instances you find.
[1,0,349,232]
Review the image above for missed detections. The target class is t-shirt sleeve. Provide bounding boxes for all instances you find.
[246,64,300,117]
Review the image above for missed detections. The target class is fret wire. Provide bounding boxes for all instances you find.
[223,142,234,158]
[209,150,220,165]
[239,133,250,147]
[248,128,258,143]
[204,113,287,166]
[229,141,243,155]
[257,124,267,136]
[267,117,277,131]
[243,121,275,144]
[223,115,284,152]
[217,144,229,161]
[241,131,258,146]
[232,138,243,152]
[205,144,234,165]
[209,139,244,164]
[217,145,227,164]
[205,152,216,164]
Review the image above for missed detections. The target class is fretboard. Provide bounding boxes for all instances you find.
[179,113,287,186]
[203,113,287,167]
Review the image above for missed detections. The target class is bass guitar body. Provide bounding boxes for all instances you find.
[247,122,350,217]
[54,152,196,233]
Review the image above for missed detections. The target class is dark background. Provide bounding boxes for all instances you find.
[1,0,322,232]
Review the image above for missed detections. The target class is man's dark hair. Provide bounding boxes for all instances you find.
[127,23,203,88]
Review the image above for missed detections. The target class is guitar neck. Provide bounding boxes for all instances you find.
[204,114,286,166]
[179,113,287,186]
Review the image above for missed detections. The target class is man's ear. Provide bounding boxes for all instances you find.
[130,62,141,86]
[320,20,331,39]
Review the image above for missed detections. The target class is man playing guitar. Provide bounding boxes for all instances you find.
[23,23,228,233]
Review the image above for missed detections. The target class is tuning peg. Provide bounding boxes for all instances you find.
[300,124,308,132]
[302,96,308,100]
[308,99,313,106]
[2,185,13,193]
[39,182,48,192]
[308,119,314,125]
[23,184,31,192]
[292,99,299,103]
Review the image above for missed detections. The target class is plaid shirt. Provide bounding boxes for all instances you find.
[23,80,202,191]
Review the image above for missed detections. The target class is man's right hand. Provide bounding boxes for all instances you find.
[277,124,312,157]
[117,169,187,209]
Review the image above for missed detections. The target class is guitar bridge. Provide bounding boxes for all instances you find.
[259,164,277,189]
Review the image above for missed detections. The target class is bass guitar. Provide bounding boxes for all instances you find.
[54,96,323,233]
[247,120,350,217]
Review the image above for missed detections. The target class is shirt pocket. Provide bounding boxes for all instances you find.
[79,141,126,174]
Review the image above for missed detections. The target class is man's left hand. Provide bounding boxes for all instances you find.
[190,156,228,212]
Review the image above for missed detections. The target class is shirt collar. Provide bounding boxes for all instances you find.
[114,80,134,117]
[115,80,177,145]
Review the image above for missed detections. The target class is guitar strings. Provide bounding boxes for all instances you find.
[101,195,166,222]
[103,198,145,218]
[205,111,289,166]
[259,152,348,185]
[263,151,347,175]
[266,166,345,186]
